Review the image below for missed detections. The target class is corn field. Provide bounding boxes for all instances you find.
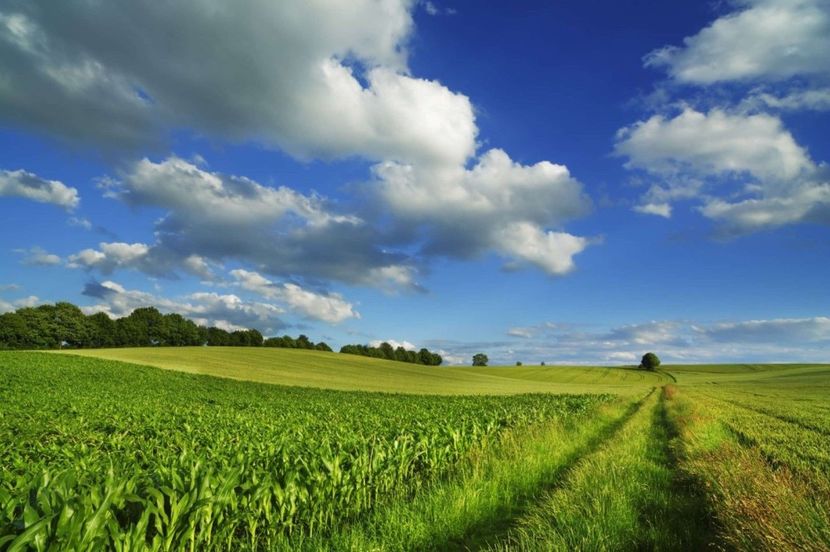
[0,352,609,550]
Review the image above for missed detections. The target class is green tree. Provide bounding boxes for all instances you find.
[640,352,661,371]
[87,312,116,348]
[472,353,488,367]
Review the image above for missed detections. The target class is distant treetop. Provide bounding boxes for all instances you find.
[640,352,661,371]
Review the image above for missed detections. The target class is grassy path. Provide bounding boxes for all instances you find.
[291,387,714,551]
[289,394,647,550]
[483,386,712,551]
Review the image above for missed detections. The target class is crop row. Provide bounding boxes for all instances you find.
[685,388,830,481]
[664,385,830,550]
[699,384,830,435]
[0,352,610,550]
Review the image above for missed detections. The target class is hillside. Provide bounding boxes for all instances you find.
[58,347,669,395]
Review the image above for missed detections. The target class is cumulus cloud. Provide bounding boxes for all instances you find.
[81,280,286,333]
[369,339,417,350]
[67,242,155,273]
[90,156,420,288]
[106,157,360,229]
[0,168,79,209]
[631,179,703,219]
[0,2,593,281]
[616,107,829,232]
[0,294,39,313]
[644,0,830,84]
[742,87,830,112]
[633,203,672,218]
[0,1,479,165]
[16,246,61,266]
[376,148,592,275]
[615,108,813,181]
[231,269,359,324]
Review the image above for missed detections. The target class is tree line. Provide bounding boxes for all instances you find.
[0,302,330,351]
[339,342,442,366]
[263,334,332,352]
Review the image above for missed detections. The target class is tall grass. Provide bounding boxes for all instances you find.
[487,387,712,551]
[664,385,830,551]
[301,395,641,551]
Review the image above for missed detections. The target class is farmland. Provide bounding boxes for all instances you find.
[61,347,668,395]
[1,350,829,550]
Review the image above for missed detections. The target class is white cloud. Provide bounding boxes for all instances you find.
[0,168,79,209]
[0,2,594,281]
[742,87,830,111]
[605,351,638,362]
[91,157,420,286]
[376,148,592,275]
[616,107,830,232]
[700,179,830,232]
[615,107,813,181]
[81,280,286,334]
[68,242,150,272]
[436,315,830,365]
[507,326,536,338]
[633,203,672,218]
[0,294,39,313]
[645,0,830,84]
[0,1,478,166]
[632,179,703,218]
[369,339,417,351]
[421,1,456,16]
[68,216,93,230]
[231,269,359,324]
[604,321,687,347]
[108,157,358,230]
[365,265,422,293]
[16,246,61,266]
[494,223,588,275]
[697,316,830,343]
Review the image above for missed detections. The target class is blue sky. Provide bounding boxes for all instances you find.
[1,0,828,364]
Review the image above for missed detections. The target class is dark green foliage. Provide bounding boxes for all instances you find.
[0,301,311,350]
[340,343,443,365]
[640,352,661,371]
[473,353,489,366]
[516,361,522,366]
[0,352,608,549]
[263,334,332,351]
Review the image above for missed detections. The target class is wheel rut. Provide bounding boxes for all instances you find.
[434,389,655,551]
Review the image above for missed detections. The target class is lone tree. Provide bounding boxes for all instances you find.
[472,353,489,366]
[640,352,661,371]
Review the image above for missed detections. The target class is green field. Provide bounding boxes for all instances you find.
[59,347,669,395]
[2,349,829,550]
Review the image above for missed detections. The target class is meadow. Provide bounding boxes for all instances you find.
[1,348,828,550]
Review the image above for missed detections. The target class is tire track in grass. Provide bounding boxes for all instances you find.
[697,390,830,437]
[445,390,653,551]
[301,393,649,552]
[484,386,713,551]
